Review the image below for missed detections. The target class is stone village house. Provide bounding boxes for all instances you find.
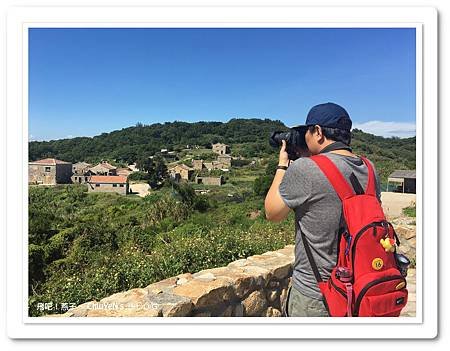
[28,158,72,185]
[71,162,93,184]
[88,161,117,176]
[87,175,129,195]
[192,156,232,172]
[168,164,194,181]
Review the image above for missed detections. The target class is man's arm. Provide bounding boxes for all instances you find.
[265,140,291,222]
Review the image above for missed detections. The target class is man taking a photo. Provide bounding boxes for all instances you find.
[264,102,381,317]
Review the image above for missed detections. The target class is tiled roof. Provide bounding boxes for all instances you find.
[29,158,71,165]
[73,162,92,167]
[95,162,117,170]
[388,170,416,179]
[88,175,127,184]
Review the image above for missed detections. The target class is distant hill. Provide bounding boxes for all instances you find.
[28,119,415,182]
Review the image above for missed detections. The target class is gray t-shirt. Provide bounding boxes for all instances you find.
[279,152,381,300]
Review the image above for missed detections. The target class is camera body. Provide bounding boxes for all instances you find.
[269,126,309,160]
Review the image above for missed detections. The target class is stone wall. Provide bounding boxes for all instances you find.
[62,245,295,317]
[60,223,416,318]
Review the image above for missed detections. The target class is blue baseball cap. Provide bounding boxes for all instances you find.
[293,102,352,131]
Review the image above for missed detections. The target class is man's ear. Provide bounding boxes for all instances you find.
[315,125,325,142]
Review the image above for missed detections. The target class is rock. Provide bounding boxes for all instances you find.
[267,289,280,303]
[220,305,234,317]
[86,306,160,317]
[86,309,121,317]
[246,255,292,280]
[240,265,272,284]
[193,272,216,282]
[99,288,148,305]
[227,259,248,268]
[268,280,280,288]
[398,245,411,255]
[242,290,267,316]
[261,251,285,257]
[145,276,178,295]
[233,303,244,317]
[64,301,97,317]
[176,277,189,285]
[407,237,416,247]
[172,277,235,309]
[264,307,282,317]
[274,245,295,260]
[147,292,193,317]
[394,225,416,240]
[193,311,212,317]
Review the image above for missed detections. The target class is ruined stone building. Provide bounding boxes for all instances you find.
[194,175,223,186]
[89,161,117,176]
[71,161,93,184]
[217,154,232,168]
[212,143,230,155]
[168,164,194,181]
[192,159,205,171]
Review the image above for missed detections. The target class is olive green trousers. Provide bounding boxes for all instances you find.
[284,285,329,317]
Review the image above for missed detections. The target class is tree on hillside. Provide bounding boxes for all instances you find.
[136,156,168,188]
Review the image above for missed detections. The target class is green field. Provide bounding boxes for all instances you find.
[28,183,294,316]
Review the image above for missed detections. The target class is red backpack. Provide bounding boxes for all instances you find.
[301,154,409,317]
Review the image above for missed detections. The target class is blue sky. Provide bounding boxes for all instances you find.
[29,28,416,141]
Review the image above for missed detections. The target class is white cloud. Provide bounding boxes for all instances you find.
[352,120,416,138]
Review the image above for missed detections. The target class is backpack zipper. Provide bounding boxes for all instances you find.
[351,221,387,272]
[330,278,348,299]
[353,274,406,316]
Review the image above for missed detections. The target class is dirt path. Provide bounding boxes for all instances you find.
[128,182,151,197]
[381,192,416,218]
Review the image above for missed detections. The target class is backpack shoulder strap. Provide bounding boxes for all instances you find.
[360,156,377,197]
[310,154,354,201]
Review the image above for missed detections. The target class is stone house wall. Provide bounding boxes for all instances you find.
[55,163,73,184]
[195,176,223,186]
[217,155,232,168]
[87,182,128,195]
[212,144,229,155]
[29,164,57,185]
[192,159,204,171]
[29,163,72,184]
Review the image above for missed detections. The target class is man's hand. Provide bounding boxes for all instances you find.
[279,140,290,167]
[265,140,291,222]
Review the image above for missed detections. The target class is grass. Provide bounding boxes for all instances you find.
[402,205,416,217]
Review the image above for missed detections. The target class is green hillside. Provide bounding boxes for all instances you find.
[27,119,415,316]
[29,119,415,182]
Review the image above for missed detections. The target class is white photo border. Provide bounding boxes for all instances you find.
[6,6,437,339]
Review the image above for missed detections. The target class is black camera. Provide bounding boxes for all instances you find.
[269,127,309,161]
